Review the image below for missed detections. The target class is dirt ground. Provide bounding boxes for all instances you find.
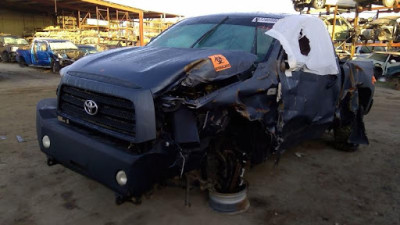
[0,63,399,225]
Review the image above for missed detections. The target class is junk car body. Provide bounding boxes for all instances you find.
[36,13,375,204]
[293,0,396,11]
[355,51,400,88]
[360,17,400,42]
[353,46,386,59]
[321,15,353,41]
[16,39,83,72]
[0,35,29,62]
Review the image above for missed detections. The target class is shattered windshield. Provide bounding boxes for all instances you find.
[3,37,28,45]
[148,16,276,60]
[49,41,78,50]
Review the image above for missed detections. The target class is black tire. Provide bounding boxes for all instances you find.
[207,136,246,194]
[334,125,359,151]
[312,0,326,9]
[294,4,304,12]
[390,75,400,90]
[18,57,26,67]
[394,78,400,90]
[2,51,9,63]
[373,66,383,79]
[382,0,395,7]
[51,60,61,73]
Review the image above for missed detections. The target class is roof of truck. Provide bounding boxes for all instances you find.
[33,38,72,43]
[187,12,287,21]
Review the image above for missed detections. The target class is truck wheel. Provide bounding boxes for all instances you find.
[207,137,247,194]
[392,76,400,90]
[2,52,9,63]
[373,66,383,79]
[294,4,304,12]
[334,125,359,151]
[52,61,61,73]
[382,0,395,7]
[312,0,326,9]
[18,57,26,67]
[395,78,400,90]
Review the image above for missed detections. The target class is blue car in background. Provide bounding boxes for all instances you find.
[16,39,83,72]
[355,51,400,89]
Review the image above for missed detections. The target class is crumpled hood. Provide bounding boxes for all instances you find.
[63,46,257,94]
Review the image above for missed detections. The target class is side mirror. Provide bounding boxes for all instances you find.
[390,59,397,64]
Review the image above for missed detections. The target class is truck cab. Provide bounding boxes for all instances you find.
[31,40,52,66]
[36,14,375,207]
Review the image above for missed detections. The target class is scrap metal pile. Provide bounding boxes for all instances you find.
[32,19,176,49]
[33,26,137,50]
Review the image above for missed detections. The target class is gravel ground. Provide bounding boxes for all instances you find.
[0,63,399,225]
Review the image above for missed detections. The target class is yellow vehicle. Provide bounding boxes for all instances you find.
[321,16,353,41]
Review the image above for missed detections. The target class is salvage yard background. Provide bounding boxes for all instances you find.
[0,63,399,225]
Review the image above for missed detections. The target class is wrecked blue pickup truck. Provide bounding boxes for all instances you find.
[36,13,375,210]
[16,39,83,72]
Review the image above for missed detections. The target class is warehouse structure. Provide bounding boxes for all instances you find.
[0,0,182,46]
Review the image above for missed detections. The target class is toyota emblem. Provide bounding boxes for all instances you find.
[84,100,99,115]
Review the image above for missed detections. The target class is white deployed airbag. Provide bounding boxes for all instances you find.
[266,15,339,76]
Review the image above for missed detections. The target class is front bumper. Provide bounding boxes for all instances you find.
[36,98,174,198]
[59,59,75,67]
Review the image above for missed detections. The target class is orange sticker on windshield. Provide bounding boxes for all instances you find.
[208,54,231,72]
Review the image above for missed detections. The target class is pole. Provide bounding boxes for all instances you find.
[139,11,144,46]
[54,0,57,14]
[77,10,81,29]
[331,5,338,40]
[96,6,100,45]
[351,6,359,58]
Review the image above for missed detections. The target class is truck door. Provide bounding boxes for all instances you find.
[31,41,40,65]
[36,42,51,66]
[276,50,341,149]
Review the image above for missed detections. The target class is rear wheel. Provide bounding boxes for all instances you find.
[334,125,359,151]
[373,66,383,80]
[294,4,305,11]
[2,51,9,63]
[390,74,400,90]
[51,60,61,73]
[312,0,326,9]
[394,78,400,90]
[18,57,26,67]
